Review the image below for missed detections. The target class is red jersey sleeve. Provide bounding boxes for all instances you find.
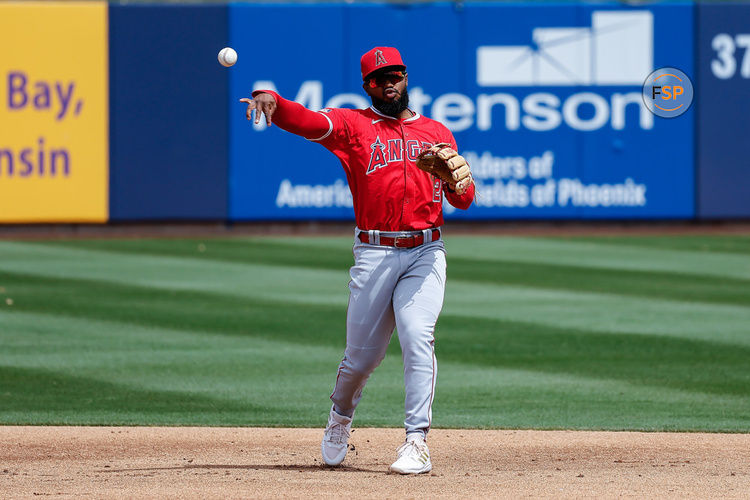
[308,107,352,152]
[251,90,331,141]
[442,130,475,210]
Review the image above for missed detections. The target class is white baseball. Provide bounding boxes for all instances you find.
[218,47,237,67]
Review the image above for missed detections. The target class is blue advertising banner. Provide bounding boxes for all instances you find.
[110,5,229,220]
[229,2,694,221]
[229,4,351,221]
[696,3,750,218]
[459,3,694,219]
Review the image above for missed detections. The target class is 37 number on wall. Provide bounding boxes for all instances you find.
[711,33,750,79]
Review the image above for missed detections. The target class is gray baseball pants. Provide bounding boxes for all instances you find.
[330,228,447,436]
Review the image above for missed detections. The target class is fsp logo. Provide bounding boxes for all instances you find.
[651,82,683,102]
[641,67,694,118]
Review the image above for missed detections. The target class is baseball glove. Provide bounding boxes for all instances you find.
[416,143,473,195]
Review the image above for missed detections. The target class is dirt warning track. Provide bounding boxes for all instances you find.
[1,427,748,498]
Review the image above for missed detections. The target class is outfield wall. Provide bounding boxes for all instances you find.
[696,3,750,219]
[109,5,229,221]
[0,1,747,223]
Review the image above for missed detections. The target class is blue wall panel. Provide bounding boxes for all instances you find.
[579,3,694,219]
[229,4,350,221]
[458,3,582,219]
[110,5,229,220]
[696,3,750,218]
[228,2,696,221]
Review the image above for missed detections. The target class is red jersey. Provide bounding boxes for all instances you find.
[253,90,475,231]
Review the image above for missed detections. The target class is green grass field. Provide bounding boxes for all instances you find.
[1,233,749,431]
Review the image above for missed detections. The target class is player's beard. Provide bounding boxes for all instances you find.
[371,88,410,117]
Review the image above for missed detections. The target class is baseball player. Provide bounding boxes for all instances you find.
[240,46,475,474]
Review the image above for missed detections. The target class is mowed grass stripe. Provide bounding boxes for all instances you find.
[37,235,750,281]
[443,236,750,280]
[436,315,750,398]
[2,257,750,346]
[2,240,749,345]
[445,281,750,345]
[25,237,750,307]
[434,365,750,432]
[554,234,750,255]
[0,270,347,346]
[0,241,350,306]
[0,309,340,367]
[40,237,352,272]
[262,233,750,258]
[4,240,750,315]
[2,311,748,430]
[4,364,748,430]
[0,311,343,426]
[449,257,750,306]
[2,272,749,399]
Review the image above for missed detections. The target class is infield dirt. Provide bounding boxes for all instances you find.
[1,427,748,498]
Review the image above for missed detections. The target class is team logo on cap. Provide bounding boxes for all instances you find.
[374,49,387,67]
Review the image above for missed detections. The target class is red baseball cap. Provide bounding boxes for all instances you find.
[361,47,406,80]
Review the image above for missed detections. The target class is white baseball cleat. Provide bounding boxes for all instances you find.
[389,434,432,474]
[321,406,352,466]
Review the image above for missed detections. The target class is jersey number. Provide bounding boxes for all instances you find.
[433,178,442,203]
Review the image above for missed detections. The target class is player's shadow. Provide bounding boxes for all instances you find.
[99,464,383,474]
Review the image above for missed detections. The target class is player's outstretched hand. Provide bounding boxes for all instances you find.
[239,93,276,126]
